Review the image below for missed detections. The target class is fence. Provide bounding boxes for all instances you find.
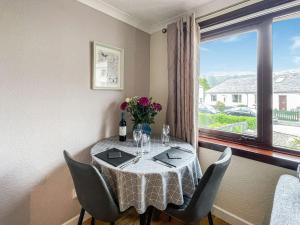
[273,110,299,122]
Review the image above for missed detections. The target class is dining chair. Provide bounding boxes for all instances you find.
[160,147,232,225]
[63,150,121,225]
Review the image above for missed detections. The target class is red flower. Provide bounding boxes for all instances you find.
[152,102,162,111]
[138,97,150,107]
[120,101,128,111]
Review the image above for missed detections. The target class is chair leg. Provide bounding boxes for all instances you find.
[208,211,214,225]
[168,216,171,222]
[91,217,95,225]
[146,207,153,225]
[140,213,146,225]
[110,223,115,225]
[77,208,85,225]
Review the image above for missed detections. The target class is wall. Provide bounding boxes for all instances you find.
[149,31,168,135]
[0,0,150,224]
[199,148,295,225]
[273,93,300,110]
[205,93,256,108]
[149,30,296,225]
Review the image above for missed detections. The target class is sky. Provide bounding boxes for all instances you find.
[200,17,300,77]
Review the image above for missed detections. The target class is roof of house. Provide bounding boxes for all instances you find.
[206,72,300,94]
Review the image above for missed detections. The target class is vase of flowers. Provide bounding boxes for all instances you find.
[120,96,162,135]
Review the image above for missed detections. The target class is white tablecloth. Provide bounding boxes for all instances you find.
[91,136,202,214]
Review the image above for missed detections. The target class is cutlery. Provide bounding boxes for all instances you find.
[153,159,175,168]
[119,156,141,169]
[168,145,194,154]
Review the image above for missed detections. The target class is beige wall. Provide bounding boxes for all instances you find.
[200,148,295,225]
[149,31,296,225]
[0,0,150,225]
[149,31,168,135]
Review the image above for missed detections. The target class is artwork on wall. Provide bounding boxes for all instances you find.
[92,41,124,90]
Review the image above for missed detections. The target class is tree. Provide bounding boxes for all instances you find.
[199,78,210,91]
[199,77,210,103]
[215,101,225,112]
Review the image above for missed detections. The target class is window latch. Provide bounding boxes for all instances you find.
[240,136,256,142]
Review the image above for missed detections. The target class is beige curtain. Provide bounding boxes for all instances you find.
[166,14,200,147]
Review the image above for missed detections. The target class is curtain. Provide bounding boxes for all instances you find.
[166,14,200,147]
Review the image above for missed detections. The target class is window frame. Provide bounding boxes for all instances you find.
[211,94,217,102]
[198,4,300,156]
[232,94,242,103]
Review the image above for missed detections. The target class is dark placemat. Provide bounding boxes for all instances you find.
[95,148,136,167]
[153,147,193,167]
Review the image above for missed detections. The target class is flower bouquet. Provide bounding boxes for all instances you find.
[120,96,162,135]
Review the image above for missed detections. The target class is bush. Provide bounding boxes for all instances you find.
[199,112,257,131]
[288,137,300,150]
[215,101,225,112]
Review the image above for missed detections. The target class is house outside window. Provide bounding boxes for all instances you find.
[199,6,300,153]
[232,94,242,103]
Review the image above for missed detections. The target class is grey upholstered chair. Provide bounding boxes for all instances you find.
[64,150,121,225]
[162,147,232,225]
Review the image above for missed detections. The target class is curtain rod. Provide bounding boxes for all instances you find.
[162,0,254,33]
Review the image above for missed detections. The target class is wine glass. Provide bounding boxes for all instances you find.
[163,124,170,135]
[133,129,142,155]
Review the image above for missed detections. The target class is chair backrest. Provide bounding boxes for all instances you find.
[63,151,120,222]
[185,147,232,224]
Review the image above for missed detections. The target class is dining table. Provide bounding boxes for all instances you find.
[90,136,202,224]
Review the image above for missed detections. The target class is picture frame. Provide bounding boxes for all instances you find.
[92,41,124,90]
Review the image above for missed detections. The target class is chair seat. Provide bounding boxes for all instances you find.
[160,148,232,225]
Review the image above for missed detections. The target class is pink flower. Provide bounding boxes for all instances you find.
[138,97,150,107]
[120,102,128,111]
[152,102,162,111]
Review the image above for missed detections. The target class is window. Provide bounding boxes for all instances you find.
[272,16,300,151]
[211,95,217,102]
[199,31,257,136]
[232,95,242,103]
[198,3,300,153]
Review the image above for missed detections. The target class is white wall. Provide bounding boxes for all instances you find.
[205,94,256,108]
[0,0,150,224]
[205,93,300,110]
[273,93,300,110]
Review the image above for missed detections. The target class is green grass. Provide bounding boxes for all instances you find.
[199,112,257,131]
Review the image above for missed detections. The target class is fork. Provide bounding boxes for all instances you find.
[119,156,141,169]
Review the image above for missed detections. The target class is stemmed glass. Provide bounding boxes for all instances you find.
[133,127,142,155]
[161,124,170,145]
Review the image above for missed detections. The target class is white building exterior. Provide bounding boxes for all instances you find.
[205,92,300,110]
[203,73,300,111]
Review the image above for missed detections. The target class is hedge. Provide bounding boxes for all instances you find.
[199,112,257,130]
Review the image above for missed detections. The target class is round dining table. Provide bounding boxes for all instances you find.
[91,136,202,218]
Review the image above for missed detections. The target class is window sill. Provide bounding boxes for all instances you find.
[198,135,300,170]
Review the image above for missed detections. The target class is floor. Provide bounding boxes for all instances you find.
[83,209,230,225]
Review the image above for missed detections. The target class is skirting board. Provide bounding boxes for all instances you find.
[212,205,254,225]
[62,205,252,225]
[62,212,91,225]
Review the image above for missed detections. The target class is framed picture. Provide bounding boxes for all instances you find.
[92,41,124,90]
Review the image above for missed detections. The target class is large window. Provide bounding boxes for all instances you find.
[199,31,257,136]
[199,6,300,153]
[272,16,300,151]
